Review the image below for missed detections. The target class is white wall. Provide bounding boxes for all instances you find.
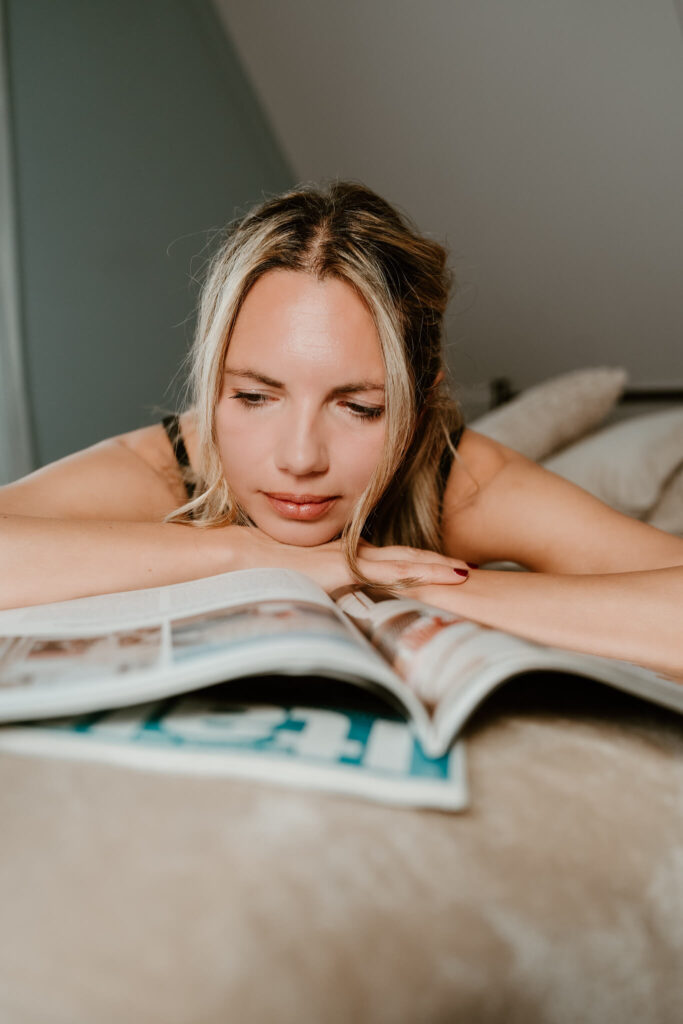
[214,0,683,413]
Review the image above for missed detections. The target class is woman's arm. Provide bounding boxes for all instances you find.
[0,514,241,609]
[432,430,683,677]
[0,513,471,610]
[0,434,236,606]
[0,433,242,606]
[411,566,683,680]
[0,432,470,607]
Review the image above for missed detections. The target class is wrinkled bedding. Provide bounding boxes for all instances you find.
[2,674,682,1024]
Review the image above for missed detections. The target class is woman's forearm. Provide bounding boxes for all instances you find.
[418,567,683,680]
[0,514,237,609]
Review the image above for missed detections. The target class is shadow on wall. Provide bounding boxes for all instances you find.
[3,0,293,473]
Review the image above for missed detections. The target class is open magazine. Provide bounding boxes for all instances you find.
[0,568,681,809]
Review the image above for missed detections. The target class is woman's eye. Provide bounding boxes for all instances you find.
[230,393,383,420]
[344,402,385,421]
[232,392,270,408]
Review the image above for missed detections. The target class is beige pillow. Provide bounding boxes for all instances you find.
[648,465,683,537]
[470,367,628,461]
[541,408,683,519]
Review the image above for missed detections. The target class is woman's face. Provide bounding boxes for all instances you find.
[215,269,387,546]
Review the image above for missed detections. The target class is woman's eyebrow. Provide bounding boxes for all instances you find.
[224,367,385,395]
[224,368,281,388]
[328,381,385,397]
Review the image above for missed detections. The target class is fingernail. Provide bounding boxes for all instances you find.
[453,568,469,577]
[466,562,479,569]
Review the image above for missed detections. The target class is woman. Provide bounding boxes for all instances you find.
[1,182,682,679]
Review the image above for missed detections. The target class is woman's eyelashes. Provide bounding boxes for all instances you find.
[341,401,384,421]
[232,391,271,408]
[231,392,384,421]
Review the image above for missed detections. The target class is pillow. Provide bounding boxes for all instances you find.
[469,367,628,461]
[647,465,683,537]
[541,408,683,519]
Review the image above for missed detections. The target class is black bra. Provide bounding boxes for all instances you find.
[161,414,196,500]
[161,414,465,508]
[438,422,464,498]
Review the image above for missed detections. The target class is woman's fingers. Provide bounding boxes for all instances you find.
[358,554,470,586]
[358,544,471,582]
[245,530,471,590]
[361,543,454,563]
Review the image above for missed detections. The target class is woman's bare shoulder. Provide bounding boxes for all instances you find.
[118,411,198,503]
[440,428,532,561]
[0,414,196,521]
[442,427,683,572]
[442,427,511,511]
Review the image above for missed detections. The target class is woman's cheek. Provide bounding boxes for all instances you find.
[215,404,256,480]
[345,431,385,489]
[216,400,263,448]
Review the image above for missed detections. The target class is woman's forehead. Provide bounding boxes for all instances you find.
[227,269,384,378]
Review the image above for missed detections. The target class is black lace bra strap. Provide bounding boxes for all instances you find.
[161,414,195,499]
[362,422,466,541]
[162,413,190,467]
[437,423,465,493]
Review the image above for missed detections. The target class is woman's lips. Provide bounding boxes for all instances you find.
[264,493,339,521]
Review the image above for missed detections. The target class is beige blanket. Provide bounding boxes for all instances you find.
[1,674,682,1024]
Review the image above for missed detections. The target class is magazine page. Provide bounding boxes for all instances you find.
[338,589,683,757]
[336,587,517,710]
[428,642,683,755]
[0,569,421,725]
[0,568,335,636]
[0,678,468,812]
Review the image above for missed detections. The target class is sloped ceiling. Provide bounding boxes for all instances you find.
[214,0,683,409]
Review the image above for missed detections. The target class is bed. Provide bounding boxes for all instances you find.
[1,367,682,1024]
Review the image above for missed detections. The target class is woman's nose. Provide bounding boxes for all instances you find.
[274,416,329,476]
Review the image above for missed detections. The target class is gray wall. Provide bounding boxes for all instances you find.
[6,0,293,467]
[0,1,33,483]
[215,0,683,417]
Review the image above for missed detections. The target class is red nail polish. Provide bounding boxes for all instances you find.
[466,562,479,569]
[454,568,469,577]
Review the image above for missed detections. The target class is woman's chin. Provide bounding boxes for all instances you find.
[239,495,349,547]
[271,528,339,547]
[253,516,342,548]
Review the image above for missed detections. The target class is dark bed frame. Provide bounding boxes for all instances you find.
[487,376,683,411]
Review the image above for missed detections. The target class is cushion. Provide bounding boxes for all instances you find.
[470,366,628,461]
[542,408,683,519]
[648,465,683,537]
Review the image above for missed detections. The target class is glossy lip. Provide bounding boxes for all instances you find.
[263,492,339,521]
[266,492,338,503]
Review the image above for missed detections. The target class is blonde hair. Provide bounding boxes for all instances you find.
[165,181,465,585]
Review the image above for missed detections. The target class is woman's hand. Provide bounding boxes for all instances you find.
[225,526,471,595]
